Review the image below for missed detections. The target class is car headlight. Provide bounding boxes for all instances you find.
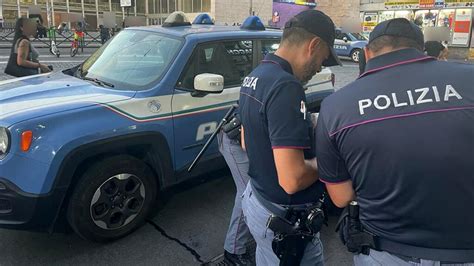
[0,127,10,159]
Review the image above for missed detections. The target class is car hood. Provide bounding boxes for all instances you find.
[0,72,134,124]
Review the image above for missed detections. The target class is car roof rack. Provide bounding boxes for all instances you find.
[240,16,266,31]
[193,13,214,25]
[163,11,191,27]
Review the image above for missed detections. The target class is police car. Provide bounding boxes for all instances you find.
[334,28,368,63]
[0,12,335,242]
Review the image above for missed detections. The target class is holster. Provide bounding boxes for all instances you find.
[335,205,376,255]
[272,233,313,266]
[256,183,325,265]
[222,114,241,141]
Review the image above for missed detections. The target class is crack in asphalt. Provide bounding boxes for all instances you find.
[147,220,205,264]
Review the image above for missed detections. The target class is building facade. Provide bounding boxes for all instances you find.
[317,0,361,27]
[358,0,474,59]
[2,0,471,58]
[0,0,272,29]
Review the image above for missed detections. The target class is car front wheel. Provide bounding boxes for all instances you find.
[351,49,361,63]
[67,155,158,242]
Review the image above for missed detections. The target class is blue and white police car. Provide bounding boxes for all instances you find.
[334,28,368,63]
[0,12,335,242]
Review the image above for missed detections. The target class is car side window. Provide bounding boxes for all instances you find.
[335,30,344,40]
[261,39,280,57]
[178,40,253,90]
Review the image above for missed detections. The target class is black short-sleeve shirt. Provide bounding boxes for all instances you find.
[316,48,474,252]
[239,53,322,205]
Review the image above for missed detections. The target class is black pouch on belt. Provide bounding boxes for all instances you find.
[222,114,241,141]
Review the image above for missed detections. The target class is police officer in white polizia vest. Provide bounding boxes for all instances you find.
[239,10,342,265]
[316,18,474,265]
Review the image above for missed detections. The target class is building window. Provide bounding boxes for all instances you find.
[169,0,177,13]
[193,0,201,13]
[182,0,192,13]
[202,0,210,12]
[161,0,168,13]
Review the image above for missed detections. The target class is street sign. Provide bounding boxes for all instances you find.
[419,0,435,8]
[120,0,132,7]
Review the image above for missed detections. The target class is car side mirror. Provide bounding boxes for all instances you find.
[191,73,224,97]
[343,37,348,43]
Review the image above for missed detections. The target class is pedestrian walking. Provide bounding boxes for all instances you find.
[99,25,110,44]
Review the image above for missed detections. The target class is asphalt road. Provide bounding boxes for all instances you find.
[0,55,359,265]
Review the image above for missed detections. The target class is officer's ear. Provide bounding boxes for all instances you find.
[364,47,374,62]
[308,37,323,55]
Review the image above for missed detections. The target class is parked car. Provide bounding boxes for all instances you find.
[334,28,368,63]
[0,13,335,242]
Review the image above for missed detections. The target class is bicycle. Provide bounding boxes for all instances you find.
[70,30,84,57]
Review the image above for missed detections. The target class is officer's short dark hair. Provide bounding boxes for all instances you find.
[282,27,317,46]
[367,35,423,53]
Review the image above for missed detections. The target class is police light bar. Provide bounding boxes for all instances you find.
[193,13,214,25]
[240,16,266,31]
[162,11,191,27]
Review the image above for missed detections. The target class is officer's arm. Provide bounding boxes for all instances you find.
[273,149,318,195]
[315,108,355,208]
[325,181,355,208]
[267,81,318,194]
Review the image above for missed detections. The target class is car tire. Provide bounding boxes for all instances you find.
[67,155,158,243]
[351,49,361,63]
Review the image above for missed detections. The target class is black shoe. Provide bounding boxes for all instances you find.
[223,251,252,266]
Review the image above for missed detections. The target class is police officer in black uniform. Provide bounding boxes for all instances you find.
[239,10,341,265]
[316,18,474,265]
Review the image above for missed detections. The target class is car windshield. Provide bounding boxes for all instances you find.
[79,30,182,90]
[350,33,367,41]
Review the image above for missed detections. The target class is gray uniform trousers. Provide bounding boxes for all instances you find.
[241,183,325,265]
[218,131,253,255]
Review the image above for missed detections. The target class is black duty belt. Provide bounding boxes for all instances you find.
[393,253,472,265]
[375,237,474,263]
[250,182,317,219]
[339,203,474,263]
